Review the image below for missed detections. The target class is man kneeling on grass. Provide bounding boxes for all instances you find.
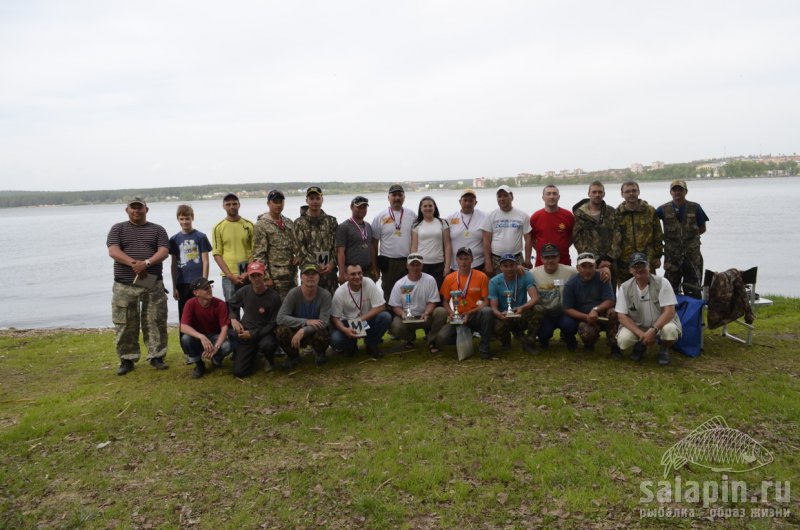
[330,264,392,359]
[615,252,682,365]
[276,263,332,368]
[180,278,234,378]
[228,261,281,376]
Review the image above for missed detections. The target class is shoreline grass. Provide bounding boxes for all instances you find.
[1,298,799,528]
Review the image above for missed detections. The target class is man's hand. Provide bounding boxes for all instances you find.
[291,328,305,349]
[370,268,380,281]
[237,329,252,341]
[319,263,333,275]
[231,320,245,334]
[131,260,148,276]
[338,270,347,283]
[228,272,244,285]
[172,289,179,301]
[305,319,325,330]
[484,263,495,277]
[641,327,658,346]
[587,308,598,325]
[598,266,611,283]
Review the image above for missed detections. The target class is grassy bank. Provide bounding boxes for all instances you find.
[1,298,799,529]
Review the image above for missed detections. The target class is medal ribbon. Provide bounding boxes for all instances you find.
[347,284,363,314]
[349,217,368,242]
[388,207,403,231]
[456,269,472,306]
[503,275,518,305]
[460,212,473,231]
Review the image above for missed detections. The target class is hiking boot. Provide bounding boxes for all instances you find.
[117,359,134,376]
[480,350,492,360]
[610,345,623,360]
[630,342,645,362]
[192,361,206,379]
[658,349,670,366]
[210,352,224,370]
[315,350,327,366]
[283,355,300,370]
[150,357,168,370]
[367,344,384,359]
[521,337,539,355]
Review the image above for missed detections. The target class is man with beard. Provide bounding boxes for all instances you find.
[445,189,487,271]
[371,184,417,301]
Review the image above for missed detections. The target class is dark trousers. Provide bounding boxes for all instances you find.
[422,262,445,291]
[234,333,278,377]
[175,283,195,339]
[538,313,578,347]
[180,331,235,364]
[379,257,408,302]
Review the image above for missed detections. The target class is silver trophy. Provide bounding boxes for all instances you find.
[504,289,521,318]
[449,290,464,324]
[401,285,423,322]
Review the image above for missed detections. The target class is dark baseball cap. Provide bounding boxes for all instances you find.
[388,184,405,194]
[456,247,473,257]
[306,186,323,197]
[301,263,320,274]
[499,252,517,263]
[629,252,649,267]
[351,195,369,206]
[267,189,285,201]
[189,278,214,291]
[222,193,239,202]
[540,243,560,258]
[127,197,147,207]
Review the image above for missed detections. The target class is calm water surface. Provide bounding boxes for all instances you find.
[1,177,797,328]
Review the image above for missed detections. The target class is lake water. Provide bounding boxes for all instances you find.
[1,177,798,329]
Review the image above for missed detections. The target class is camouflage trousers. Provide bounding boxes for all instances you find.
[571,310,619,348]
[493,308,538,342]
[271,268,298,299]
[276,325,330,357]
[111,280,168,361]
[664,249,704,299]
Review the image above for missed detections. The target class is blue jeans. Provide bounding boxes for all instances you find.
[180,331,235,363]
[538,313,578,347]
[330,312,392,351]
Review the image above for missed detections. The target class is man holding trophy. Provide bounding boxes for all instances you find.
[434,247,494,359]
[489,253,540,354]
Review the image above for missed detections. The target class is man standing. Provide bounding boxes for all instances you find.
[253,189,298,299]
[614,181,663,285]
[387,254,449,351]
[656,180,709,298]
[445,189,487,271]
[211,193,254,303]
[435,247,494,358]
[372,184,417,301]
[179,278,233,379]
[295,186,339,295]
[489,253,540,354]
[336,196,374,284]
[572,181,618,277]
[107,197,170,375]
[229,261,281,377]
[330,264,392,359]
[615,253,682,365]
[480,185,533,276]
[530,184,575,266]
[531,243,578,349]
[276,264,332,368]
[562,253,620,356]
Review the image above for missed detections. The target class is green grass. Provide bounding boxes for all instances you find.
[1,298,799,529]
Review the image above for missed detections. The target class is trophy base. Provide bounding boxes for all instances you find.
[505,313,522,318]
[449,318,464,325]
[403,318,425,324]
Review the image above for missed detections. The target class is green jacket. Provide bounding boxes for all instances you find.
[572,198,618,263]
[615,199,663,269]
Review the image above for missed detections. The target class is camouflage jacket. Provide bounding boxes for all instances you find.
[615,199,663,268]
[252,214,297,281]
[571,199,618,262]
[659,201,702,260]
[294,207,338,270]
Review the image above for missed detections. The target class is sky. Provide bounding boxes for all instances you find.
[1,0,798,191]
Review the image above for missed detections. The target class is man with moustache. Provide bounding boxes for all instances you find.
[479,185,533,276]
[530,184,575,266]
[614,181,663,285]
[253,189,299,299]
[228,261,281,376]
[212,193,255,302]
[276,264,332,368]
[295,186,339,295]
[572,181,618,282]
[107,197,170,375]
[336,196,374,284]
[330,264,392,359]
[372,184,417,301]
[445,189,487,271]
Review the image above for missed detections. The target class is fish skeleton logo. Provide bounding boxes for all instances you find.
[661,416,773,478]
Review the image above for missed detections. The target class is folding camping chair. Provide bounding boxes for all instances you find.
[702,267,772,346]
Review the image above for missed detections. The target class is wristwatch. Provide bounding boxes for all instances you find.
[145,259,152,267]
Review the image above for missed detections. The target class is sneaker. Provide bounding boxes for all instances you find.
[117,359,134,376]
[150,357,168,370]
[192,361,206,379]
[315,350,327,366]
[658,350,670,366]
[610,345,623,360]
[275,346,286,357]
[302,345,315,357]
[211,352,224,369]
[472,331,481,339]
[630,342,645,362]
[367,344,384,359]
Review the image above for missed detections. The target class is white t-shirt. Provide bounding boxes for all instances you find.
[479,207,531,256]
[388,273,441,316]
[331,277,385,320]
[412,218,449,264]
[371,207,416,258]
[446,209,487,269]
[615,277,678,328]
[531,264,576,313]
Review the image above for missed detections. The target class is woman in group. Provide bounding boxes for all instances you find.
[410,196,452,288]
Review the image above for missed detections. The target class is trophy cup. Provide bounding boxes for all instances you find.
[449,290,464,324]
[401,285,424,323]
[504,290,521,318]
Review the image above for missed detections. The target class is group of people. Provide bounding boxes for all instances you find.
[106,178,707,377]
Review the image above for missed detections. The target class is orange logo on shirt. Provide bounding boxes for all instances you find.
[558,223,566,232]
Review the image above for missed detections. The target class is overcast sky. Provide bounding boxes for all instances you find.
[1,1,798,191]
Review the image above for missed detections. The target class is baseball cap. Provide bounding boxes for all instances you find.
[127,197,147,207]
[576,252,596,266]
[456,246,473,257]
[496,185,512,195]
[301,263,320,274]
[460,188,477,198]
[222,193,239,202]
[388,184,405,194]
[670,179,688,190]
[267,189,285,201]
[407,253,424,264]
[306,186,323,197]
[189,278,214,291]
[351,195,369,206]
[540,243,560,258]
[629,252,649,267]
[499,252,517,263]
[246,261,266,275]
